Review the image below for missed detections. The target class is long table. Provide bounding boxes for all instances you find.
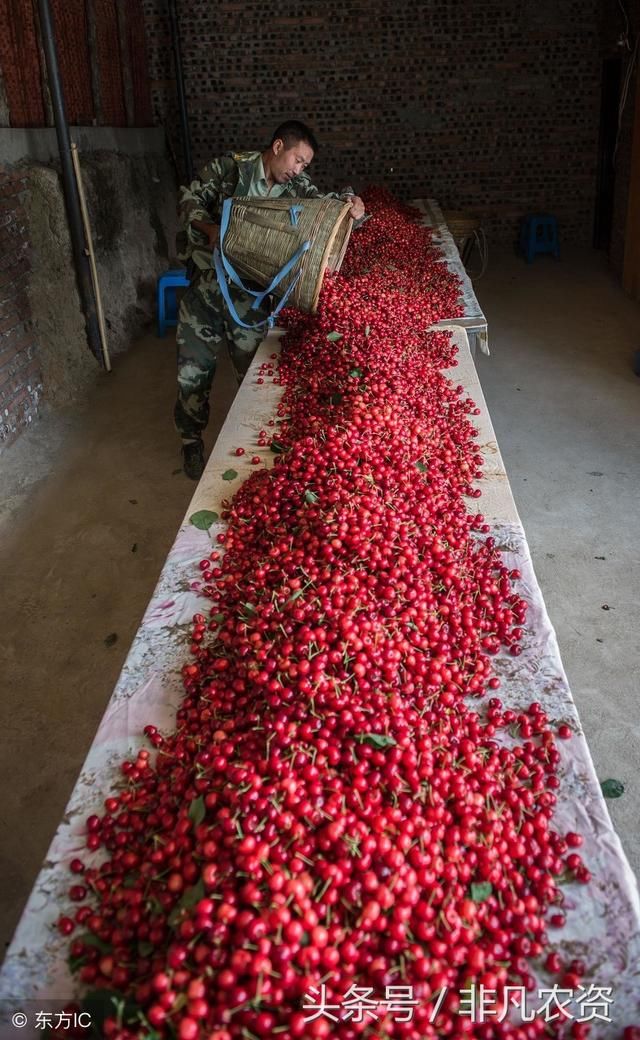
[1,330,639,1032]
[411,196,489,356]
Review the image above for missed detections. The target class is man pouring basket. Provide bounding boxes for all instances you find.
[174,119,365,479]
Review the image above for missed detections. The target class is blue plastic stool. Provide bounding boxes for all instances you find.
[519,215,560,263]
[157,268,190,337]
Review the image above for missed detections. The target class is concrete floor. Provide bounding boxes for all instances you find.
[476,246,640,881]
[0,247,638,957]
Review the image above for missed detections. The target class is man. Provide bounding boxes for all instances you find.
[174,119,365,479]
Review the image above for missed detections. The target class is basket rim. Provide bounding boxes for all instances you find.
[310,202,352,313]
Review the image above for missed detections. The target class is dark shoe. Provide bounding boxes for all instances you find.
[182,440,205,480]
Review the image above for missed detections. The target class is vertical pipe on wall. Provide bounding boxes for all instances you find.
[36,0,104,366]
[167,0,194,182]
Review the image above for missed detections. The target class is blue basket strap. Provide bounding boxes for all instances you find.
[214,247,305,331]
[214,248,271,330]
[268,268,304,318]
[250,238,311,310]
[289,204,302,226]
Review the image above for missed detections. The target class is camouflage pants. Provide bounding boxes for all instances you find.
[174,272,269,444]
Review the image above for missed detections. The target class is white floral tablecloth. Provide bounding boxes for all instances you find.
[1,324,638,1036]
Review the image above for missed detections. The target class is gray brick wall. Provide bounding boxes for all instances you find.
[143,0,603,245]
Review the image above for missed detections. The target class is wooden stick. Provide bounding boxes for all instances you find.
[70,142,111,372]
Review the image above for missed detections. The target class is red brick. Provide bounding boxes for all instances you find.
[127,4,153,126]
[0,0,45,125]
[8,386,29,409]
[0,292,29,322]
[0,314,21,336]
[1,343,33,369]
[0,265,30,291]
[0,187,23,203]
[0,329,32,361]
[25,362,42,382]
[94,0,126,126]
[0,193,24,209]
[0,246,26,271]
[14,299,31,321]
[50,0,94,123]
[0,268,19,290]
[0,294,20,316]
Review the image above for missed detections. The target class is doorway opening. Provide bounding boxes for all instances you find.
[593,56,622,250]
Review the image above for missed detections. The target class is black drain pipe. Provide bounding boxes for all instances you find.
[37,0,104,366]
[168,0,194,183]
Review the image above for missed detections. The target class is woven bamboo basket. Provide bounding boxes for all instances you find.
[442,210,480,253]
[221,196,353,314]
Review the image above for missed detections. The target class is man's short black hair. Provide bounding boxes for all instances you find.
[270,120,318,153]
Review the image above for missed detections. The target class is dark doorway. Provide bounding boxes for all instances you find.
[593,57,622,250]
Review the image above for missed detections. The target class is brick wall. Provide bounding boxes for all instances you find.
[50,0,94,125]
[0,171,42,450]
[0,0,45,126]
[93,0,127,127]
[143,0,602,245]
[0,1,157,448]
[0,1,154,130]
[127,4,154,127]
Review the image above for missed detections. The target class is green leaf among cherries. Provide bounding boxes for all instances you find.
[470,882,493,902]
[80,990,144,1031]
[168,878,206,928]
[188,795,206,826]
[355,733,397,749]
[189,509,219,531]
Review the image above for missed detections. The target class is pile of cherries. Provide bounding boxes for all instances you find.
[57,190,634,1039]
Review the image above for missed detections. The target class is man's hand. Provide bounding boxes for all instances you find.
[347,196,365,221]
[191,219,220,248]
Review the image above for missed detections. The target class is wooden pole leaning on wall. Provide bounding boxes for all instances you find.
[37,0,105,367]
[71,143,112,373]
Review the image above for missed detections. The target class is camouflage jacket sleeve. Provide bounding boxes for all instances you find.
[177,156,238,261]
[287,170,343,200]
[287,175,369,228]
